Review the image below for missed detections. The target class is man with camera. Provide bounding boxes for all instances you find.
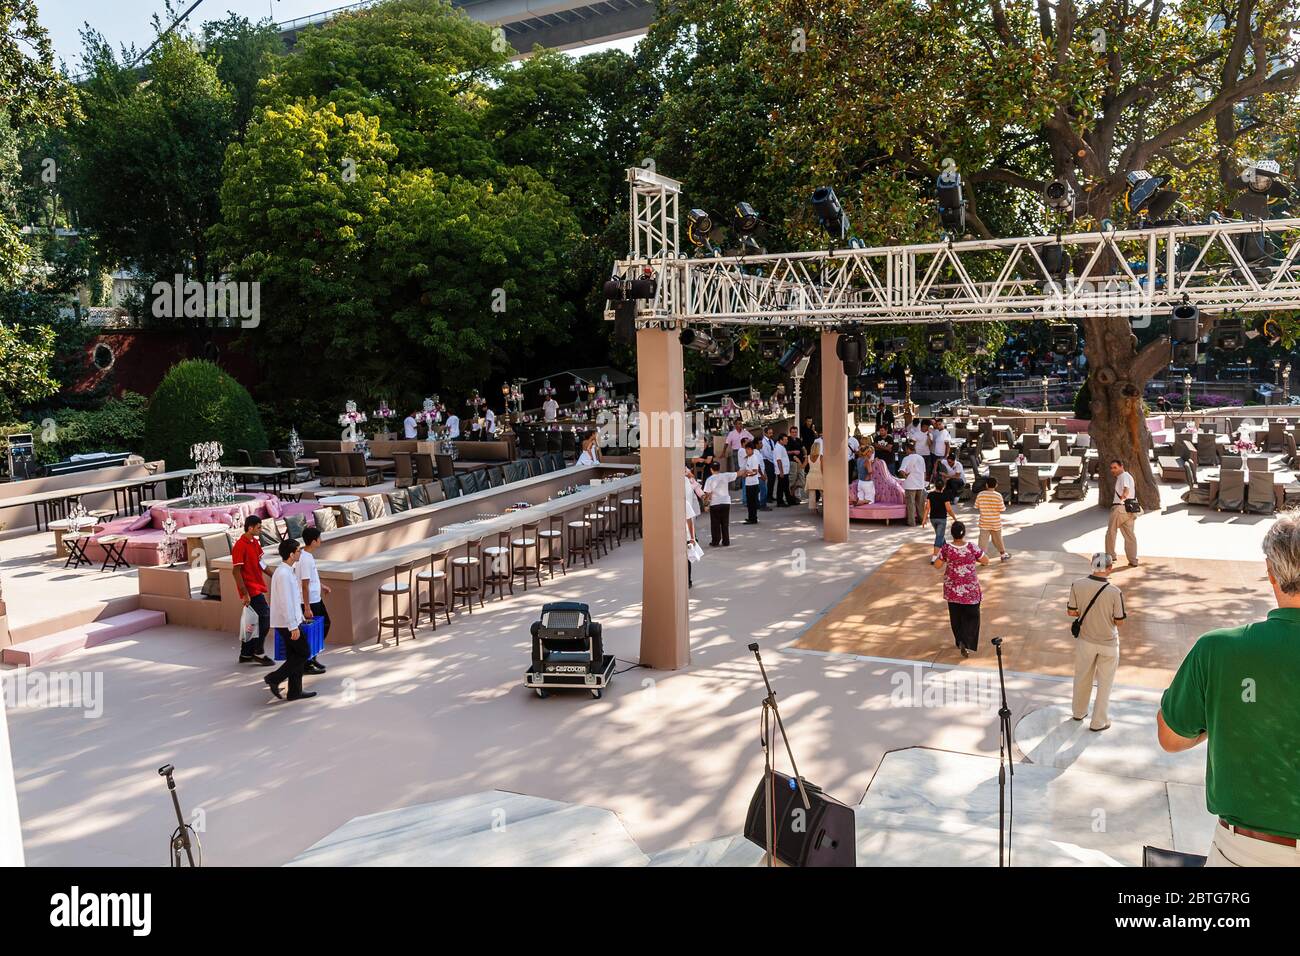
[1105,459,1139,567]
[1067,553,1126,731]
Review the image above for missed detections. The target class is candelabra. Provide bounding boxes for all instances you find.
[338,400,368,443]
[1286,364,1292,403]
[183,441,235,506]
[288,427,304,462]
[903,368,913,408]
[372,399,396,425]
[960,373,969,405]
[1183,373,1193,414]
[502,380,524,416]
[415,396,445,428]
[1041,375,1050,412]
[161,512,180,566]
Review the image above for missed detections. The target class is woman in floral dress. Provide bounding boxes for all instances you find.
[932,520,990,657]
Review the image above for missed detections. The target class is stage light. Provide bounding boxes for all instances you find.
[1212,314,1244,351]
[1040,243,1070,283]
[1049,323,1078,353]
[681,327,732,366]
[876,335,909,356]
[1044,178,1075,215]
[777,339,816,374]
[1124,170,1180,222]
[936,168,966,234]
[1172,341,1198,365]
[811,186,852,244]
[686,208,714,246]
[1169,303,1200,342]
[734,202,760,234]
[835,331,867,377]
[1229,159,1292,219]
[926,322,954,353]
[1245,314,1284,346]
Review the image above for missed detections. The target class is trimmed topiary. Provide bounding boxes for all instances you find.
[143,360,267,470]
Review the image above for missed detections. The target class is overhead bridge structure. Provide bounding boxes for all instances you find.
[278,0,655,56]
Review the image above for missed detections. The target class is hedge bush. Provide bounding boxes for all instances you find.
[143,360,267,469]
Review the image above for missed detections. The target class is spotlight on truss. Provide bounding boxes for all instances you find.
[1124,170,1180,223]
[1049,323,1078,353]
[811,187,863,248]
[777,339,816,374]
[1169,303,1200,342]
[835,331,867,377]
[1245,314,1284,346]
[936,167,966,234]
[1212,314,1244,351]
[686,208,715,248]
[1044,178,1075,216]
[925,322,954,354]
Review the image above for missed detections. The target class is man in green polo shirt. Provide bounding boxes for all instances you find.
[1158,514,1300,866]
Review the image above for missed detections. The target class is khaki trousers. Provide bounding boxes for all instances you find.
[1105,507,1138,563]
[1205,824,1300,867]
[1071,640,1118,730]
[977,527,1005,556]
[904,489,924,525]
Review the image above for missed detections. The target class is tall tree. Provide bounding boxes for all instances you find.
[761,0,1300,509]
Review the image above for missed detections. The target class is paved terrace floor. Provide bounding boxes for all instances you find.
[4,479,1272,865]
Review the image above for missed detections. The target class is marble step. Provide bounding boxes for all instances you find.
[1,609,166,667]
[648,835,764,867]
[288,790,648,867]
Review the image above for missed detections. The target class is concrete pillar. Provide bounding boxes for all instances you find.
[0,687,24,866]
[636,326,690,669]
[820,331,850,544]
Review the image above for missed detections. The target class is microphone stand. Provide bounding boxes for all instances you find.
[159,764,200,867]
[992,637,1014,867]
[749,642,810,867]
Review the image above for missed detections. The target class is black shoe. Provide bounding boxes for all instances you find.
[264,675,283,699]
[306,661,327,674]
[286,691,318,701]
[743,519,758,524]
[239,654,255,663]
[253,655,275,667]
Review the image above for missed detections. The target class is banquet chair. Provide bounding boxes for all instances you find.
[1217,469,1245,512]
[1181,461,1214,508]
[393,452,415,489]
[1247,472,1276,515]
[1015,467,1044,505]
[364,494,389,520]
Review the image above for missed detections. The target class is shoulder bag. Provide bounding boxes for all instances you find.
[1071,584,1108,639]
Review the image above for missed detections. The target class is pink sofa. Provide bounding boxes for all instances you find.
[847,484,907,524]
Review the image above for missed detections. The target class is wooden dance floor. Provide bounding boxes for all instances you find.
[793,543,1274,688]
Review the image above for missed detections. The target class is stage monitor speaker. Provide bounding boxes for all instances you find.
[612,301,636,346]
[743,770,856,867]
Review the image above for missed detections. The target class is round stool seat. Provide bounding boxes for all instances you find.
[483,546,509,556]
[584,513,603,521]
[452,556,480,565]
[567,521,590,529]
[538,529,562,538]
[511,537,536,547]
[416,569,445,580]
[379,582,410,594]
[620,498,638,505]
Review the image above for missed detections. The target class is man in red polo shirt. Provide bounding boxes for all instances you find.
[231,515,274,665]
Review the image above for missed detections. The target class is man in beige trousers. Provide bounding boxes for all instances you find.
[1105,459,1139,566]
[1066,553,1126,731]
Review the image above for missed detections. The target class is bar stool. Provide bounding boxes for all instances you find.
[482,531,514,601]
[451,538,485,612]
[597,494,621,549]
[512,522,542,590]
[377,560,418,645]
[415,550,452,629]
[582,508,609,559]
[538,515,566,579]
[619,494,642,540]
[566,515,595,568]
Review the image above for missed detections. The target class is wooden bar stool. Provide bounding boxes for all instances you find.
[566,516,595,568]
[538,515,566,579]
[377,560,417,645]
[482,531,515,601]
[619,494,642,540]
[583,509,609,559]
[451,538,485,612]
[512,521,542,590]
[415,550,452,629]
[597,494,621,549]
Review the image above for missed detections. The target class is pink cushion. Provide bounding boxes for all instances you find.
[127,512,153,531]
[265,496,283,519]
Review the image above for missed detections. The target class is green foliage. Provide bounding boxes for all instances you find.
[0,1,77,131]
[200,14,283,136]
[143,360,267,469]
[29,392,147,463]
[1073,380,1092,421]
[0,319,57,417]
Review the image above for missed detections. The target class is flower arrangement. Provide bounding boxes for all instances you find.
[1231,439,1257,455]
[539,379,557,399]
[372,399,396,421]
[414,396,444,425]
[288,427,304,461]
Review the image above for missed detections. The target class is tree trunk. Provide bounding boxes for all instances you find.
[1082,314,1167,512]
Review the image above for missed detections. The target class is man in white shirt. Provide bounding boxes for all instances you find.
[701,461,738,545]
[403,410,418,439]
[724,419,752,471]
[445,413,461,439]
[1105,459,1139,566]
[739,439,764,524]
[264,539,315,702]
[774,435,796,506]
[898,440,928,526]
[930,419,951,459]
[297,527,330,675]
[485,407,496,435]
[759,426,778,509]
[935,448,964,488]
[543,397,559,422]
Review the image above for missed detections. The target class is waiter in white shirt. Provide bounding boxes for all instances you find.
[264,539,315,702]
[898,440,928,526]
[930,419,950,459]
[445,412,461,439]
[484,407,496,438]
[774,435,796,506]
[760,427,778,509]
[297,527,330,674]
[543,397,559,422]
[403,410,418,439]
[739,438,764,524]
[701,460,738,545]
[1105,459,1139,566]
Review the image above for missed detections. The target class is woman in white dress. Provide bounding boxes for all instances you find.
[685,467,705,588]
[805,438,824,511]
[576,431,601,467]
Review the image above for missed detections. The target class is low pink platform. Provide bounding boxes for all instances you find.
[2,609,167,666]
[849,503,907,524]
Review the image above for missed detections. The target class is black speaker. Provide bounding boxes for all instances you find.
[1170,303,1199,341]
[743,770,856,867]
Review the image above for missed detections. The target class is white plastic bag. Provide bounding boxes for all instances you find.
[238,605,258,646]
[687,541,704,563]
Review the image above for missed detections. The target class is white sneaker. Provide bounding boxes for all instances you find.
[1000,553,1011,561]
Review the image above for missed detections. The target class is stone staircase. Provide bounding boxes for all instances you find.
[1,609,166,666]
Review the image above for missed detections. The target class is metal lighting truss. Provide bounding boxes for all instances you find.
[605,167,1300,329]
